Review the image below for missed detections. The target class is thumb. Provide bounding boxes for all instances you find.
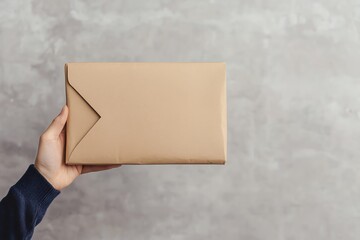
[43,105,69,138]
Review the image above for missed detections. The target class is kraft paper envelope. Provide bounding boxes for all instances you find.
[65,62,227,165]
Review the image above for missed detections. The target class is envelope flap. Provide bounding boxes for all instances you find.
[65,63,102,163]
[66,63,104,117]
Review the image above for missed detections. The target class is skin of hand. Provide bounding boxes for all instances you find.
[34,105,121,191]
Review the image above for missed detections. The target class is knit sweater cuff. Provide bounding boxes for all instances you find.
[13,164,60,209]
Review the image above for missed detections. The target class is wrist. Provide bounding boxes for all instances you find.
[34,163,60,191]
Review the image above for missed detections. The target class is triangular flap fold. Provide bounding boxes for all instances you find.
[65,64,101,163]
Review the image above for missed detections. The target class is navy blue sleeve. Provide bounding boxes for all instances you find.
[0,164,60,240]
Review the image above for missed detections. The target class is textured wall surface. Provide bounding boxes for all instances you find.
[1,0,360,239]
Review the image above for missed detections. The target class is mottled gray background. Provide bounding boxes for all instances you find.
[1,0,360,239]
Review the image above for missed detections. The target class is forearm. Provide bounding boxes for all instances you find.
[0,164,60,239]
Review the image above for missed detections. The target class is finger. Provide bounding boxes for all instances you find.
[43,105,69,138]
[81,164,121,174]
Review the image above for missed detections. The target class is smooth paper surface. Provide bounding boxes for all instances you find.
[65,62,227,164]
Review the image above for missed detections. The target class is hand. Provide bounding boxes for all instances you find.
[34,105,121,190]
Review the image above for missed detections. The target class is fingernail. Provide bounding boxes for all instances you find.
[59,106,65,115]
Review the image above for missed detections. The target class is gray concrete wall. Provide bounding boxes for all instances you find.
[1,0,360,239]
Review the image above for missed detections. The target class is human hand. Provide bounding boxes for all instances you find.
[34,105,121,190]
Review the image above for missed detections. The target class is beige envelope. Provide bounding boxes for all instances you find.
[65,62,227,165]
